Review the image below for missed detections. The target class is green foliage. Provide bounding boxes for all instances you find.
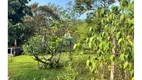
[22,33,63,68]
[8,0,32,47]
[73,43,82,50]
[8,0,32,24]
[74,0,134,79]
[8,2,64,47]
[8,0,134,80]
[74,0,118,13]
[22,35,45,55]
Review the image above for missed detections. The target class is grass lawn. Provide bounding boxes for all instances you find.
[8,53,95,80]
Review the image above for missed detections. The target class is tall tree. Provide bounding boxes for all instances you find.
[8,0,32,24]
[8,0,32,47]
[74,0,120,14]
[23,3,62,34]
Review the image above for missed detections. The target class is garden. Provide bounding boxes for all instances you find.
[8,0,134,80]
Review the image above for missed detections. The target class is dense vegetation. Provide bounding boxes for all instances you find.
[8,0,134,80]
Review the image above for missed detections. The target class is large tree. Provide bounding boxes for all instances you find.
[8,0,32,47]
[8,0,32,24]
[74,0,120,14]
[23,3,63,35]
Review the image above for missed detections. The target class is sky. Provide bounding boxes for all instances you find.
[28,0,74,7]
[28,0,87,19]
[28,0,120,19]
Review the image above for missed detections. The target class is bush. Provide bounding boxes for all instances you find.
[22,34,64,68]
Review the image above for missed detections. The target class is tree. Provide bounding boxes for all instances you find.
[8,0,32,47]
[74,0,119,14]
[74,0,134,80]
[8,0,32,24]
[61,1,80,21]
[22,27,69,68]
[8,2,64,47]
[22,3,74,67]
[23,3,64,35]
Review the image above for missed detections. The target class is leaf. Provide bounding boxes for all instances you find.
[110,55,114,62]
[89,37,94,42]
[119,54,125,61]
[126,35,133,46]
[123,61,129,68]
[99,42,106,50]
[120,15,124,21]
[105,25,108,28]
[125,54,129,59]
[101,9,105,15]
[89,27,93,32]
[131,18,134,24]
[128,40,133,46]
[130,70,134,77]
[101,19,105,24]
[107,36,110,40]
[110,14,113,20]
[97,37,102,42]
[118,38,123,44]
[86,38,89,43]
[102,32,105,36]
[73,44,77,50]
[89,41,95,49]
[86,60,90,67]
[108,66,111,71]
[99,43,102,49]
[126,36,130,40]
[97,50,101,54]
[116,32,121,39]
[107,17,110,22]
[89,42,92,48]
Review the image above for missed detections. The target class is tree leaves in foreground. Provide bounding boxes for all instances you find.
[74,0,134,80]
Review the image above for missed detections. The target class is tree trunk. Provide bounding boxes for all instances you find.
[110,38,115,80]
[70,40,71,54]
[110,62,114,80]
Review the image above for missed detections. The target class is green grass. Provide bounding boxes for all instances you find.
[8,53,95,80]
